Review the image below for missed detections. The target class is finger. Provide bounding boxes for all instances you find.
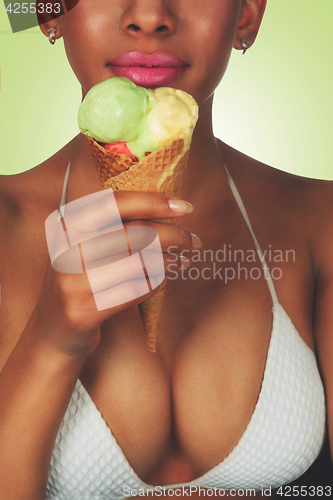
[86,251,165,295]
[63,191,192,238]
[126,220,201,253]
[63,190,122,235]
[53,224,194,277]
[81,226,158,266]
[114,191,193,220]
[92,276,163,311]
[89,249,190,278]
[53,224,161,273]
[61,191,192,251]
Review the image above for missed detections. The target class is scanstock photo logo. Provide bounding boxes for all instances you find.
[3,0,79,33]
[45,190,165,311]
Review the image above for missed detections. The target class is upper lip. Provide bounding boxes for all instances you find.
[108,51,188,68]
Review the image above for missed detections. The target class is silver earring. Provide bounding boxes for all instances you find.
[47,27,57,45]
[241,39,250,55]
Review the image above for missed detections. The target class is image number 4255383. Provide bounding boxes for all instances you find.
[3,0,79,33]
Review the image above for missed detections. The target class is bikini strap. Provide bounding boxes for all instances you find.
[58,161,71,220]
[223,164,279,306]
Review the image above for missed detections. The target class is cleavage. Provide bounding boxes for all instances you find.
[78,277,273,482]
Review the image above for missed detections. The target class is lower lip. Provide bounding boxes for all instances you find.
[107,65,188,87]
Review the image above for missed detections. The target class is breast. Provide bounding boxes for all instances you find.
[185,303,326,490]
[48,303,325,497]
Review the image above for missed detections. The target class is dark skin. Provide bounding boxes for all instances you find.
[0,0,332,498]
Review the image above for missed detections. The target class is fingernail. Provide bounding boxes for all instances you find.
[180,255,191,269]
[191,233,202,249]
[168,199,193,214]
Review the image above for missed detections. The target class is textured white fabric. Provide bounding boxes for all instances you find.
[46,303,326,499]
[46,165,326,498]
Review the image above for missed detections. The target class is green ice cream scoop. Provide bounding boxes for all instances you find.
[78,77,155,157]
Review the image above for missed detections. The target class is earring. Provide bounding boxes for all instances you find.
[47,27,57,45]
[240,39,250,55]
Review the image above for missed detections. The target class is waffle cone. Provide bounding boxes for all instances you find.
[86,133,191,352]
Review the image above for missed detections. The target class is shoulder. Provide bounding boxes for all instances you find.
[0,140,74,283]
[0,139,75,226]
[0,171,55,238]
[219,140,333,241]
[219,140,333,297]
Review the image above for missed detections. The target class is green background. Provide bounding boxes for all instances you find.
[0,1,332,179]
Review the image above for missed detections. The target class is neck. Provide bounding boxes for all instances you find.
[181,95,227,203]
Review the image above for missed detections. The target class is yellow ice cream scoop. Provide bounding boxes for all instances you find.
[148,87,198,146]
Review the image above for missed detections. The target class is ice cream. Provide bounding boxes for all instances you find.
[78,77,198,161]
[78,77,198,352]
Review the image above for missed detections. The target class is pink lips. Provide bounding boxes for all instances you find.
[107,51,189,87]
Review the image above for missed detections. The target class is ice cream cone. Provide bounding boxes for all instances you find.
[86,131,191,352]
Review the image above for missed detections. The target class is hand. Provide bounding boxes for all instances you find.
[34,190,198,357]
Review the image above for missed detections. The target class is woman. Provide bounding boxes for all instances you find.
[0,0,332,498]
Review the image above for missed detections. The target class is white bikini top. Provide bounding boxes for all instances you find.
[46,164,326,499]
